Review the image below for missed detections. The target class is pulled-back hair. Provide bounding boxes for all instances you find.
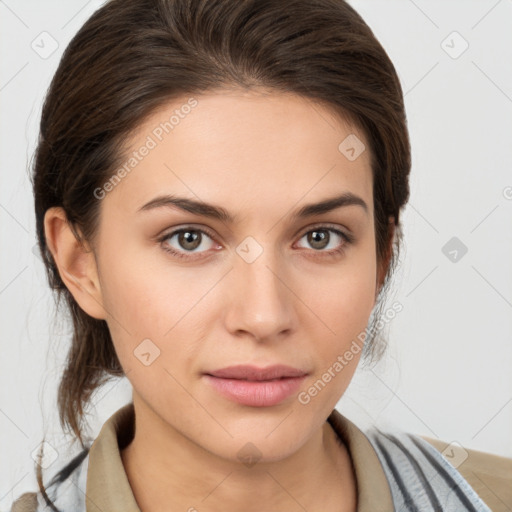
[31,0,410,505]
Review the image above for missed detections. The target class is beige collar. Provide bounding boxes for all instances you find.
[85,403,393,512]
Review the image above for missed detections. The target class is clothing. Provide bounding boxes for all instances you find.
[10,402,509,511]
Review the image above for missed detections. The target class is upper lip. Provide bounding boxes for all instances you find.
[206,364,308,381]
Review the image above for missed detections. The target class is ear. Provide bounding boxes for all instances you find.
[375,218,396,299]
[44,207,106,320]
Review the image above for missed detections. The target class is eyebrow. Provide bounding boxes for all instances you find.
[137,191,368,222]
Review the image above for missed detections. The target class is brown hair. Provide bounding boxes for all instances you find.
[32,0,410,504]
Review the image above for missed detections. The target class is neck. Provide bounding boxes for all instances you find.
[121,396,357,512]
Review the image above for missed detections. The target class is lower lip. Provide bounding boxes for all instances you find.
[204,375,307,407]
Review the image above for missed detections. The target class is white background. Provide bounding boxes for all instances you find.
[1,0,511,507]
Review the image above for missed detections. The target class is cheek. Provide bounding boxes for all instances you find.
[97,240,218,365]
[305,247,377,349]
[94,237,168,357]
[296,257,376,409]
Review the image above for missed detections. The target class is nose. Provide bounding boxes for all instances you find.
[223,244,297,343]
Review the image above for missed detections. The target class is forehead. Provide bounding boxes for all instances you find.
[103,89,373,219]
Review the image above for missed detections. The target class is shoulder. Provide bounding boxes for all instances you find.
[364,426,500,511]
[9,448,90,512]
[422,435,512,512]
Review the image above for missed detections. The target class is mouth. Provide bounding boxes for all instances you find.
[203,364,308,407]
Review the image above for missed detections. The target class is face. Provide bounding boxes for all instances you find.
[89,88,380,462]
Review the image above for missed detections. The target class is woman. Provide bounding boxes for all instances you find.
[10,0,509,510]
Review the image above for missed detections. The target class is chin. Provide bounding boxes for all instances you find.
[203,415,314,464]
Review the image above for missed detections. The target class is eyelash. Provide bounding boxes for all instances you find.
[157,224,355,261]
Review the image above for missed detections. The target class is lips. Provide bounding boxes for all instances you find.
[207,364,308,381]
[204,365,308,407]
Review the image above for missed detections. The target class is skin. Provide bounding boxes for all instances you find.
[45,88,393,512]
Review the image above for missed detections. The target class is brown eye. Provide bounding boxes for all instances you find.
[307,229,330,250]
[160,227,217,258]
[177,230,202,251]
[296,226,351,253]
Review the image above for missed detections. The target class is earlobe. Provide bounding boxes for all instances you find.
[44,207,106,320]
